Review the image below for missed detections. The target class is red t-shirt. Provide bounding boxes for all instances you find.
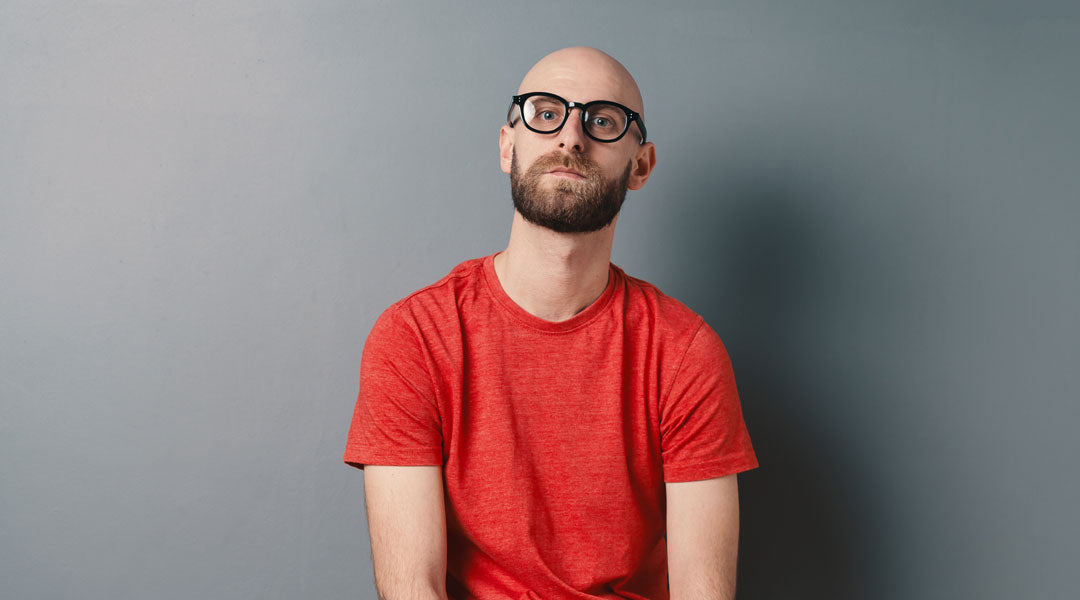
[344,252,758,600]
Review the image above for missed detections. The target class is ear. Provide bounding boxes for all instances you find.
[499,125,514,174]
[627,141,657,190]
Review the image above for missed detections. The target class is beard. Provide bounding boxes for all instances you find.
[510,148,632,234]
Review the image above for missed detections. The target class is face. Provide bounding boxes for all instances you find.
[499,47,657,234]
[510,146,632,233]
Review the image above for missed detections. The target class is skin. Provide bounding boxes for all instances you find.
[496,46,657,322]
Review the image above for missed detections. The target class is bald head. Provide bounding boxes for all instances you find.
[517,47,644,114]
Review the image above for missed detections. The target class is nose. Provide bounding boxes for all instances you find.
[555,106,588,152]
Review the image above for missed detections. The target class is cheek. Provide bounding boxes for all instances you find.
[594,151,632,177]
[513,138,547,163]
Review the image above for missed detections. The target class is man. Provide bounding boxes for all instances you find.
[344,47,758,600]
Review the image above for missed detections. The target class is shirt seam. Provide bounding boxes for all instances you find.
[483,260,617,335]
[659,316,707,409]
[393,264,479,309]
[489,293,615,335]
[384,302,445,438]
[346,445,443,458]
[663,453,759,482]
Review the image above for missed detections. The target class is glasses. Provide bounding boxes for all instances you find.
[506,92,647,144]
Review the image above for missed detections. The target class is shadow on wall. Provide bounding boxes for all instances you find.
[666,161,884,599]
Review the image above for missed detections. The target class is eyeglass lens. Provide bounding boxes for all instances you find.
[520,95,628,141]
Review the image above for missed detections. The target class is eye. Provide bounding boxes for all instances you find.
[586,105,625,133]
[523,97,565,127]
[590,116,613,129]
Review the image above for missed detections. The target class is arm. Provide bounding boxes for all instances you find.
[665,473,741,600]
[363,465,449,600]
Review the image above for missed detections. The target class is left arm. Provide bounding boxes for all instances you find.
[665,473,741,600]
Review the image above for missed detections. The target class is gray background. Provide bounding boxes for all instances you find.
[2,1,1077,599]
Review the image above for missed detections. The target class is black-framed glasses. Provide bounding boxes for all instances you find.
[506,92,647,144]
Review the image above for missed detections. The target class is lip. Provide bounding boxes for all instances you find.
[547,168,585,180]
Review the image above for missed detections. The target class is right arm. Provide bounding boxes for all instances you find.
[363,464,449,600]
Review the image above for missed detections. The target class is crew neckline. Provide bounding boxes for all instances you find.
[481,251,619,333]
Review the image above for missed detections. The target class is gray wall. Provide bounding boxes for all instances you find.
[2,1,1077,598]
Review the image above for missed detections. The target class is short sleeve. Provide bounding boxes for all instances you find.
[343,305,444,470]
[659,320,759,482]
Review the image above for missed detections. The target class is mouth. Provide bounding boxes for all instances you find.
[547,167,585,180]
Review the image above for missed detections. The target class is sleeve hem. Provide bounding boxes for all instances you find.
[663,452,759,483]
[343,447,444,470]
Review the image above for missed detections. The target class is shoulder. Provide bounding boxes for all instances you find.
[376,255,487,332]
[616,264,706,336]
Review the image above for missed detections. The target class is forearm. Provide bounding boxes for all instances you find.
[374,579,448,600]
[667,521,739,600]
[377,593,447,600]
[668,556,737,600]
[371,555,448,600]
[375,590,448,600]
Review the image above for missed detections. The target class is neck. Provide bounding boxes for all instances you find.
[492,211,616,322]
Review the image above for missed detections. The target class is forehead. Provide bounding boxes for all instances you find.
[517,53,643,113]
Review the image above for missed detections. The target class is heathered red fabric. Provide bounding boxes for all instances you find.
[344,252,758,600]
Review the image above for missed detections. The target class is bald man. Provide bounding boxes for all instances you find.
[344,47,758,600]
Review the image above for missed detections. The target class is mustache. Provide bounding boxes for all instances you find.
[526,152,600,178]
